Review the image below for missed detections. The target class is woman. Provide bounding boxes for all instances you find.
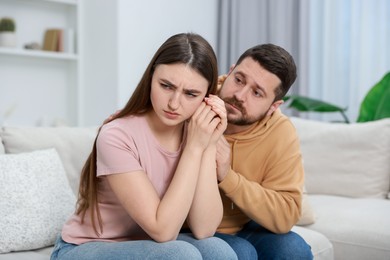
[51,33,237,259]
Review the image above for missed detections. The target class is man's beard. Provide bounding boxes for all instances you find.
[223,97,267,126]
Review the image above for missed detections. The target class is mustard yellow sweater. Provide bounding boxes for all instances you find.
[217,109,304,234]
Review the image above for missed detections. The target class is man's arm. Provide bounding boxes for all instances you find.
[217,124,304,234]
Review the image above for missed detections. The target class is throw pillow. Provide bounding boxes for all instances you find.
[296,186,316,226]
[0,149,76,253]
[291,117,390,198]
[0,126,98,195]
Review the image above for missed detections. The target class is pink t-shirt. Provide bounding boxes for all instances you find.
[61,115,185,244]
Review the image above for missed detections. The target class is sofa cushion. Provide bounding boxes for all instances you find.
[296,186,316,226]
[0,149,76,253]
[0,126,98,195]
[292,225,333,260]
[306,195,390,260]
[0,128,4,154]
[0,246,52,260]
[291,117,390,198]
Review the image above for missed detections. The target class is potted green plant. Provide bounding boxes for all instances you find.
[283,95,350,123]
[283,71,390,123]
[0,17,17,47]
[356,72,390,122]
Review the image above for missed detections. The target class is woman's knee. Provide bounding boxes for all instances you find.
[214,233,257,260]
[52,237,203,260]
[148,240,203,260]
[178,234,238,260]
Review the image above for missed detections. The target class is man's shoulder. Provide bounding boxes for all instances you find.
[269,109,294,128]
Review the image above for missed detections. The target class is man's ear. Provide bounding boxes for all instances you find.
[267,100,284,116]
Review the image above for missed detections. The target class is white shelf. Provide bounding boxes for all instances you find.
[0,0,82,126]
[11,0,78,6]
[42,0,78,5]
[0,47,77,61]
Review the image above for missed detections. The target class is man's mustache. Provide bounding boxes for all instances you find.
[223,97,246,114]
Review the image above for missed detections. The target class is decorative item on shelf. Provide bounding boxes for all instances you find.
[42,28,60,52]
[24,42,41,50]
[42,28,74,53]
[63,28,75,54]
[0,17,17,47]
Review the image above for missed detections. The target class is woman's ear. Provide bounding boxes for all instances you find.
[266,100,284,116]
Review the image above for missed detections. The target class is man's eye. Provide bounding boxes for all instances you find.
[235,77,243,85]
[253,89,263,97]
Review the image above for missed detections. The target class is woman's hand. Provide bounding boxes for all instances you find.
[204,94,227,146]
[185,95,226,237]
[186,102,221,150]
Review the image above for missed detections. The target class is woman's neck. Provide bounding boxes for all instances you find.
[146,111,184,152]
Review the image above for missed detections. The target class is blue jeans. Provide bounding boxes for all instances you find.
[215,221,313,260]
[51,233,237,260]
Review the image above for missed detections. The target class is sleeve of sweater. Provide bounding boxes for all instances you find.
[218,119,304,234]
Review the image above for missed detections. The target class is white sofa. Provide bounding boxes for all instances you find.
[291,117,390,260]
[0,117,389,260]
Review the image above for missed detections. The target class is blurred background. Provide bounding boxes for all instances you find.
[0,0,389,126]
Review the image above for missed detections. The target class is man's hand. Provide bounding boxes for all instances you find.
[217,74,228,92]
[216,136,231,182]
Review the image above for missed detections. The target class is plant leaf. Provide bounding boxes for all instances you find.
[357,72,390,122]
[284,95,347,113]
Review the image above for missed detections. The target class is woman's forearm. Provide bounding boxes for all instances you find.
[154,145,205,240]
[186,146,223,239]
[108,144,205,243]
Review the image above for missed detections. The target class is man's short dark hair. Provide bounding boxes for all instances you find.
[236,44,297,101]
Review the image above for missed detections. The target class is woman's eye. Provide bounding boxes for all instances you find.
[185,91,198,98]
[161,83,172,89]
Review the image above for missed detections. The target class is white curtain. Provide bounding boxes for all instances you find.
[217,0,390,122]
[217,0,300,78]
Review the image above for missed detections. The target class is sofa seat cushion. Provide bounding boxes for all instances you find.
[292,226,333,260]
[306,195,390,260]
[0,246,52,260]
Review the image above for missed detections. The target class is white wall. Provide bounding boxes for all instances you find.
[81,1,119,126]
[82,0,218,126]
[117,0,218,108]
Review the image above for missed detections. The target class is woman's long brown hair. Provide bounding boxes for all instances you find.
[76,32,219,236]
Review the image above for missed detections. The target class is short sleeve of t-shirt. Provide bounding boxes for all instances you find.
[96,117,143,176]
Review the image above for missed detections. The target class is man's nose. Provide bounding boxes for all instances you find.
[234,86,249,102]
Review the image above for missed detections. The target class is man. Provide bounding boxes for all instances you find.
[214,44,313,259]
